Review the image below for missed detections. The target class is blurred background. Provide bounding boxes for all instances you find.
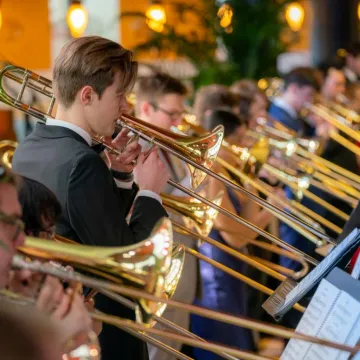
[0,0,359,141]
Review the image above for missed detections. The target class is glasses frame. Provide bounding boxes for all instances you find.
[0,211,25,243]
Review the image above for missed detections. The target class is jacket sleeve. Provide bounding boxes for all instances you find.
[67,153,167,247]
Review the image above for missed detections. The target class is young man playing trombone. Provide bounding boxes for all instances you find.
[12,36,170,360]
[134,71,197,360]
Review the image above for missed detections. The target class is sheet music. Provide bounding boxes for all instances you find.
[280,229,359,314]
[281,280,340,360]
[306,291,360,360]
[282,277,360,360]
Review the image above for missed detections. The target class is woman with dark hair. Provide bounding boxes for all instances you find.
[191,109,284,359]
[18,177,62,239]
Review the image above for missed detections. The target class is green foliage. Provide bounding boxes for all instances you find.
[121,0,295,89]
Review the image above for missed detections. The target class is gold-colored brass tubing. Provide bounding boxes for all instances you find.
[296,146,360,188]
[252,176,342,235]
[89,287,360,355]
[309,103,360,143]
[91,312,274,360]
[174,221,308,283]
[173,222,287,282]
[248,256,295,277]
[329,129,360,156]
[310,170,360,199]
[286,200,342,235]
[215,157,325,246]
[263,164,350,222]
[184,247,294,304]
[10,255,359,356]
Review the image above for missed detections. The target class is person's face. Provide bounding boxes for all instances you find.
[141,93,185,131]
[292,85,316,110]
[227,124,247,146]
[322,69,346,101]
[348,54,360,75]
[249,93,268,123]
[84,71,130,137]
[0,183,25,288]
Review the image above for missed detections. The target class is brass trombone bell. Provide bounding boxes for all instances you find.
[18,217,177,323]
[161,191,224,238]
[0,140,17,169]
[118,113,224,189]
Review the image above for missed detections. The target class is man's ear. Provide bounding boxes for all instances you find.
[141,101,152,117]
[79,86,94,105]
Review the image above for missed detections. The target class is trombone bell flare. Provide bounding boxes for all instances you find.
[19,217,174,323]
[161,191,224,238]
[119,113,225,189]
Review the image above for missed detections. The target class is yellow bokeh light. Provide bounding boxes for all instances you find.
[146,4,166,33]
[66,2,88,38]
[285,2,305,32]
[218,4,233,29]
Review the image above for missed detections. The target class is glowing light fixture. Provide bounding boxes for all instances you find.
[218,3,233,32]
[67,0,88,38]
[146,1,166,33]
[358,1,360,21]
[285,2,305,32]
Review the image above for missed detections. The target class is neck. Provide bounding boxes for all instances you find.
[55,105,92,135]
[280,93,299,113]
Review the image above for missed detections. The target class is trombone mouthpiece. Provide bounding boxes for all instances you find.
[262,277,298,320]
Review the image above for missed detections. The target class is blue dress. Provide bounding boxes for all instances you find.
[190,187,255,360]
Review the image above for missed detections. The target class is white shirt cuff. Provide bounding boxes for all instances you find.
[114,178,134,189]
[136,190,162,204]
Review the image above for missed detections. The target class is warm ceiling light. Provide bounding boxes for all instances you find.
[285,2,305,32]
[218,3,233,29]
[146,2,166,33]
[67,0,88,38]
[358,2,360,21]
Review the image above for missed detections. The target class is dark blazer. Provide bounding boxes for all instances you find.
[12,123,168,360]
[268,102,315,136]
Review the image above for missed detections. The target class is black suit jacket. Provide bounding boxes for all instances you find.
[12,123,168,360]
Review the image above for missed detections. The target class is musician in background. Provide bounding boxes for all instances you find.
[0,162,93,354]
[267,68,325,272]
[318,61,346,102]
[231,79,269,130]
[191,109,281,359]
[343,42,360,84]
[193,84,237,124]
[12,36,170,360]
[268,67,319,135]
[134,71,197,360]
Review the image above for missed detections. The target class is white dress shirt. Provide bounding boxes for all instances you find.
[273,97,297,119]
[46,118,162,204]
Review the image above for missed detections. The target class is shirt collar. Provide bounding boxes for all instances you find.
[273,97,298,119]
[46,118,92,146]
[344,67,358,83]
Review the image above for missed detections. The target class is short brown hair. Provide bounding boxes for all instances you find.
[53,36,138,108]
[193,84,236,124]
[134,72,188,111]
[231,79,262,99]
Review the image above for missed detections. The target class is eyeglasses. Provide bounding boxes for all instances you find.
[0,211,25,243]
[150,102,186,121]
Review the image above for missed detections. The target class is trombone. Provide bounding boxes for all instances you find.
[0,65,330,265]
[7,254,360,360]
